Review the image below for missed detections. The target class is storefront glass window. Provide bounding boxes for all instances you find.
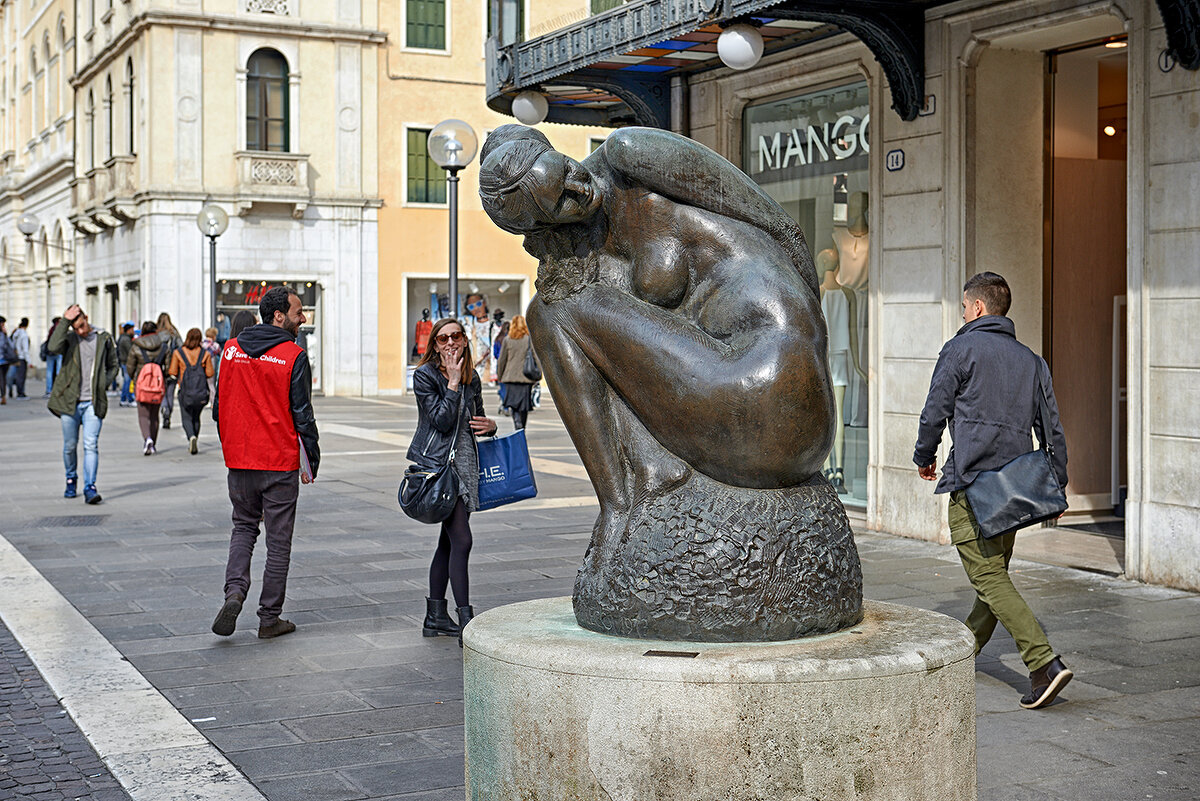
[743,81,871,507]
[217,280,322,391]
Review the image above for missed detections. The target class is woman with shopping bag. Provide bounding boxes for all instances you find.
[406,318,497,646]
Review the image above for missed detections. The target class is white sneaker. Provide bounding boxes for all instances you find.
[189,436,198,455]
[143,438,152,455]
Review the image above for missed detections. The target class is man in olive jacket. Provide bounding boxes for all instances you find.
[48,304,119,504]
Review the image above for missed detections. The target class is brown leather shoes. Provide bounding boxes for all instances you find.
[258,619,296,639]
[211,595,244,637]
[1020,656,1073,709]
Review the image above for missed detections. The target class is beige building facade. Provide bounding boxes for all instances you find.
[0,0,75,345]
[376,0,607,393]
[64,0,384,395]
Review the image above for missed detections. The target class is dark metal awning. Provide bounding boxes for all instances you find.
[486,0,930,127]
[486,0,1200,129]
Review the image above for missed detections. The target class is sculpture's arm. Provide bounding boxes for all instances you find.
[596,128,819,297]
[542,284,832,487]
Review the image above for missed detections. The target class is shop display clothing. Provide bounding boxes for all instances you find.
[821,289,850,387]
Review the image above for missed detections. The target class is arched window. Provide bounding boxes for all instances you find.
[44,34,53,127]
[31,48,39,136]
[246,49,288,152]
[104,75,113,160]
[57,18,66,119]
[124,59,134,154]
[85,90,95,170]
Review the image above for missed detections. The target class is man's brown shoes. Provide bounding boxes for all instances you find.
[1019,656,1073,709]
[258,619,296,639]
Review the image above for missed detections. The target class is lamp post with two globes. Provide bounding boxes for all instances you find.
[426,119,478,317]
[196,205,229,332]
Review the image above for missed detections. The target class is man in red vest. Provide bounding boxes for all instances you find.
[211,286,320,639]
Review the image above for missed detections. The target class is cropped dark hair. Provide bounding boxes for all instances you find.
[259,286,298,324]
[964,272,1011,317]
[229,310,257,339]
[140,321,157,334]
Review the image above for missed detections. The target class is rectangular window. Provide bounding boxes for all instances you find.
[406,0,446,50]
[591,0,624,13]
[743,81,872,508]
[407,128,446,204]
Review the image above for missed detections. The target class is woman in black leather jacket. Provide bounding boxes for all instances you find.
[409,317,497,645]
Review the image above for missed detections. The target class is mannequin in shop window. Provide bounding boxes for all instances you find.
[818,248,865,494]
[832,191,869,291]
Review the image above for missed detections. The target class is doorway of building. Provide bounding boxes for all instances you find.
[969,20,1128,574]
[1044,36,1128,567]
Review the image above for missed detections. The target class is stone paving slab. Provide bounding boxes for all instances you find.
[1,391,1199,799]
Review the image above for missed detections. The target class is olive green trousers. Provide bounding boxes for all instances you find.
[949,490,1055,671]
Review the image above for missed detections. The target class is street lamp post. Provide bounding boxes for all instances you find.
[17,213,42,330]
[427,120,478,318]
[195,205,229,332]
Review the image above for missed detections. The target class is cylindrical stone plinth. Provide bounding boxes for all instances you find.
[464,598,976,801]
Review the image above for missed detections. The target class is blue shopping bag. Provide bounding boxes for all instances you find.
[476,429,538,511]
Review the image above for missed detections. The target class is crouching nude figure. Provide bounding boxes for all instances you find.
[479,125,862,641]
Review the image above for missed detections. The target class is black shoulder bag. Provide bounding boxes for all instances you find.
[522,343,542,382]
[398,389,465,524]
[965,373,1068,538]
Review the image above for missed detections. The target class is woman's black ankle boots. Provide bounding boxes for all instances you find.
[422,597,461,637]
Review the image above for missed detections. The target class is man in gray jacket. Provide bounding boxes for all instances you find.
[914,272,1072,709]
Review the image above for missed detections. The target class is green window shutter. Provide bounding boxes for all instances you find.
[407,0,446,50]
[407,128,447,203]
[591,0,624,14]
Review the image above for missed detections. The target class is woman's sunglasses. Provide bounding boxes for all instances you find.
[435,330,465,344]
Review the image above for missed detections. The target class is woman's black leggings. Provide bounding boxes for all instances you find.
[428,499,473,607]
[180,404,204,440]
[512,410,528,430]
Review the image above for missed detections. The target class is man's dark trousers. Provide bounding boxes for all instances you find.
[224,468,299,625]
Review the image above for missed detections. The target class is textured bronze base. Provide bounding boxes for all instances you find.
[573,472,864,642]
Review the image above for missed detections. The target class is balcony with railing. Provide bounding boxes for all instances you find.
[234,151,312,218]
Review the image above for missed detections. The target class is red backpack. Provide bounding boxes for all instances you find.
[135,346,167,403]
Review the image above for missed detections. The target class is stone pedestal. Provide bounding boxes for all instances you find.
[464,598,976,801]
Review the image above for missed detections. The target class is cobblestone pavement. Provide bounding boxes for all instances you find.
[0,617,131,801]
[0,390,1197,800]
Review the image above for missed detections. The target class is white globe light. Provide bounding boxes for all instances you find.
[428,119,478,170]
[512,91,549,126]
[195,204,229,237]
[717,23,764,71]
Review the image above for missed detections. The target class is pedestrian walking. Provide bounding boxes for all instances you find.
[495,314,536,431]
[408,318,498,646]
[167,328,214,455]
[127,321,168,455]
[116,323,136,407]
[210,287,319,640]
[7,317,30,398]
[47,305,119,504]
[156,312,182,430]
[201,326,221,404]
[0,316,12,405]
[914,271,1073,710]
[42,317,62,397]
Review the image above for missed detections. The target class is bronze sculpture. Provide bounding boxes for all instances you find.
[480,125,862,641]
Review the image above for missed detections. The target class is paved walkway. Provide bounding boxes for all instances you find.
[0,391,1197,800]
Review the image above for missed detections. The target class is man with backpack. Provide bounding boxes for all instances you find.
[47,305,119,504]
[211,286,319,640]
[127,321,169,455]
[168,327,214,454]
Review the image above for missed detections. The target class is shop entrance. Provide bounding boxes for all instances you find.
[969,19,1128,573]
[217,280,323,393]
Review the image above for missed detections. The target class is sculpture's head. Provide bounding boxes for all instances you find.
[480,126,602,235]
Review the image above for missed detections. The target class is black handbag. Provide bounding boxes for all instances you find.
[398,392,464,524]
[522,343,542,382]
[965,374,1068,538]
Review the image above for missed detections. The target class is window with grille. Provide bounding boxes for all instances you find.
[406,0,446,50]
[246,49,289,152]
[407,128,446,204]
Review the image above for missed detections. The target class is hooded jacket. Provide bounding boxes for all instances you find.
[127,333,167,383]
[913,314,1068,494]
[212,323,320,478]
